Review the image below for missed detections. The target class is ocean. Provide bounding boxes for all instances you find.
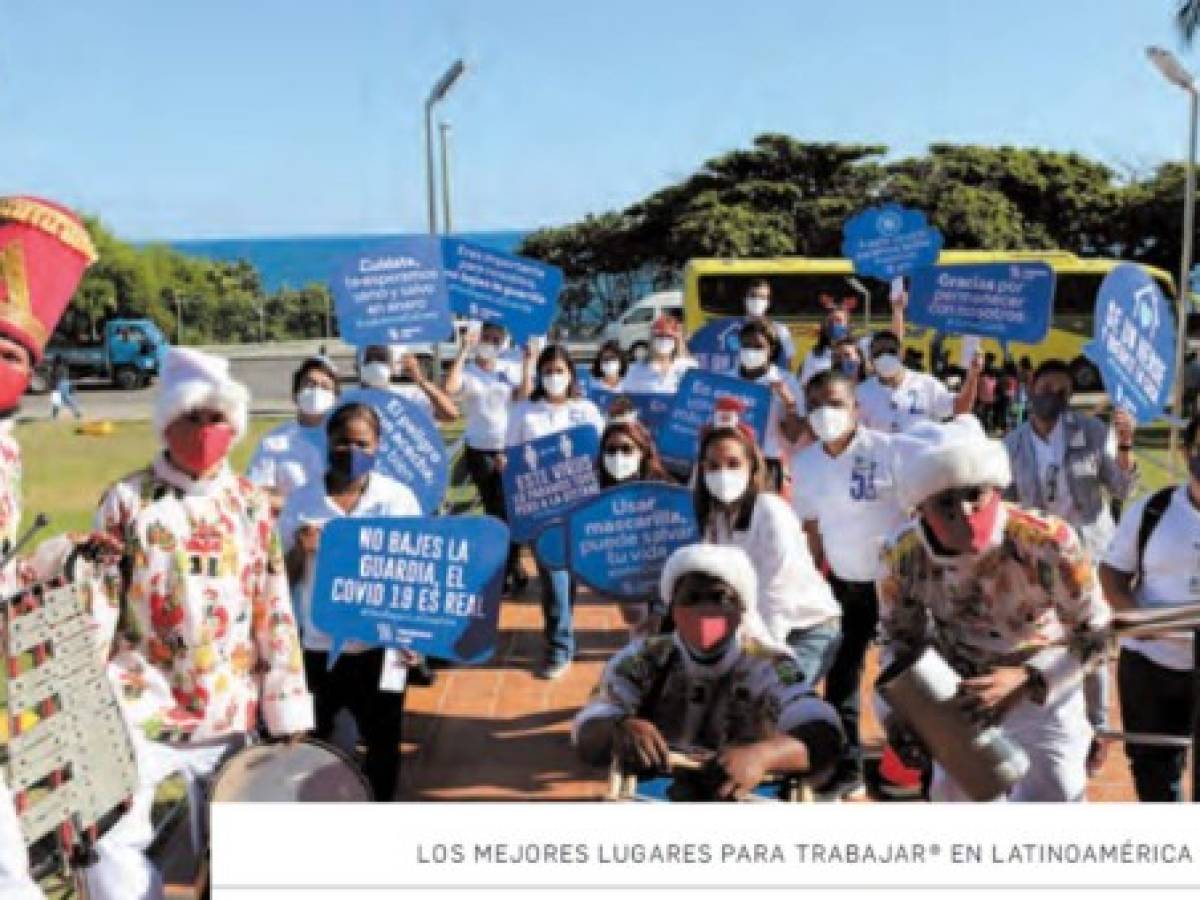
[165,230,528,293]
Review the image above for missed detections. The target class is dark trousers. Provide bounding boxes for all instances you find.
[304,648,405,802]
[464,446,521,580]
[1117,648,1197,802]
[822,575,879,777]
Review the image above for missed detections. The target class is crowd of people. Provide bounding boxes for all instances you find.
[2,198,1199,900]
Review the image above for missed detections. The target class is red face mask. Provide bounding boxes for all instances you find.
[0,363,30,413]
[965,490,1003,553]
[674,604,741,655]
[167,422,235,475]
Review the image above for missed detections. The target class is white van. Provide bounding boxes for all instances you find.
[603,289,683,360]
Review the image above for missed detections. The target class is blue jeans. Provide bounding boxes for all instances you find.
[785,620,842,689]
[537,564,575,664]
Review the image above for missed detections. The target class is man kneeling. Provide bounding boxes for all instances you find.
[573,544,843,800]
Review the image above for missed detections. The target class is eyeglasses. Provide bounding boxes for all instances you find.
[931,486,987,512]
[604,444,639,456]
[675,586,741,610]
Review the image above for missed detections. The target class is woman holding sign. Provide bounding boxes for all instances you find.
[621,315,696,395]
[506,344,605,679]
[693,398,841,689]
[734,321,805,493]
[280,401,421,801]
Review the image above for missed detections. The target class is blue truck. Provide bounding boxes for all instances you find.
[31,318,171,392]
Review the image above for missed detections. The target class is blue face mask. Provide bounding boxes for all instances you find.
[827,323,849,342]
[330,446,376,481]
[839,358,860,378]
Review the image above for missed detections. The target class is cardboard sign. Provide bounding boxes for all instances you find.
[330,237,452,345]
[907,262,1055,344]
[842,204,944,280]
[687,317,745,374]
[310,515,507,665]
[1084,264,1177,424]
[320,389,449,514]
[657,370,771,470]
[502,424,602,542]
[442,238,563,342]
[566,483,699,600]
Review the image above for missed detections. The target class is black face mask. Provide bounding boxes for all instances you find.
[1029,391,1069,422]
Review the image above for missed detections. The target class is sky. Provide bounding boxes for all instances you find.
[1,0,1198,239]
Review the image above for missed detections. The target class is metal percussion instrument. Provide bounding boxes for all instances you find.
[209,738,372,803]
[877,646,1030,802]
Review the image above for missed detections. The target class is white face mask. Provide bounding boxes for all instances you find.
[476,342,500,362]
[873,353,904,380]
[652,337,676,358]
[296,386,335,417]
[541,372,570,398]
[705,467,750,504]
[362,362,392,388]
[600,359,621,378]
[746,296,769,317]
[740,347,769,371]
[603,450,642,481]
[808,405,854,444]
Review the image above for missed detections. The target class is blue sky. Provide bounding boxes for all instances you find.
[1,0,1196,239]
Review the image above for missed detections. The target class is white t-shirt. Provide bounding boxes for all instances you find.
[279,472,421,653]
[856,369,956,433]
[744,365,803,460]
[1030,419,1077,522]
[454,362,517,451]
[505,397,605,447]
[704,492,839,641]
[790,426,907,583]
[798,347,833,388]
[620,357,696,395]
[1103,486,1200,671]
[245,420,327,500]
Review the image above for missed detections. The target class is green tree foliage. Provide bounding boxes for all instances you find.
[519,135,1198,326]
[69,217,330,345]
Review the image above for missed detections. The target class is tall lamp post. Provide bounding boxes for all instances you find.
[439,120,454,234]
[1147,46,1197,477]
[425,60,465,235]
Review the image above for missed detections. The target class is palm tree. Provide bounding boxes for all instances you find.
[1179,0,1200,44]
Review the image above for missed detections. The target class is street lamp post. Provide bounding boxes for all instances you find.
[439,120,453,234]
[424,60,465,236]
[1147,46,1197,479]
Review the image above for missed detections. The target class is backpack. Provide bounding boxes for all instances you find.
[1134,486,1175,584]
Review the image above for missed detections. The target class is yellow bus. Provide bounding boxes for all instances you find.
[682,250,1177,389]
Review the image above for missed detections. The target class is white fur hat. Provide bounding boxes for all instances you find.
[892,414,1011,510]
[153,347,250,441]
[660,543,757,612]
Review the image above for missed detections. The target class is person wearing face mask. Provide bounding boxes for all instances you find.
[1099,413,1200,802]
[790,369,908,799]
[591,339,628,392]
[878,415,1110,801]
[279,401,420,801]
[734,321,803,492]
[506,344,605,678]
[830,336,865,384]
[247,355,340,516]
[444,322,526,592]
[620,315,696,395]
[595,417,674,637]
[742,279,795,370]
[695,400,841,690]
[799,287,908,388]
[85,348,313,893]
[1003,359,1137,775]
[573,543,844,800]
[359,343,459,423]
[856,330,981,434]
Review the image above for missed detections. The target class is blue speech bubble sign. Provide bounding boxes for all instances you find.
[1084,264,1178,424]
[532,523,567,571]
[586,386,674,431]
[907,262,1055,344]
[442,238,563,343]
[314,388,449,515]
[311,515,508,666]
[566,483,699,601]
[502,424,603,543]
[842,204,944,280]
[657,369,772,470]
[330,237,452,345]
[687,317,745,374]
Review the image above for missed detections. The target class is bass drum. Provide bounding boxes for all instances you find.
[209,738,372,803]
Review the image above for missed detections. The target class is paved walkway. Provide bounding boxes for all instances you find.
[397,576,1147,802]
